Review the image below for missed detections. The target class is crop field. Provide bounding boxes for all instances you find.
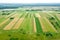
[0,9,60,40]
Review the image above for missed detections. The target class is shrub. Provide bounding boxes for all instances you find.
[10,38,19,40]
[8,34,11,37]
[10,17,14,19]
[49,17,55,20]
[46,33,52,36]
[45,32,53,37]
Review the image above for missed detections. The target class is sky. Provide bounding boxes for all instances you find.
[0,0,60,3]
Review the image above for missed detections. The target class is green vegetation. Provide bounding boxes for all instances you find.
[0,9,60,40]
[34,16,43,33]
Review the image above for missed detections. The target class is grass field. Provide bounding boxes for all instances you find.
[0,9,60,40]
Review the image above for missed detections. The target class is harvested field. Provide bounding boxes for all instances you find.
[3,17,19,30]
[38,15,48,32]
[33,18,36,32]
[3,14,19,30]
[12,18,24,29]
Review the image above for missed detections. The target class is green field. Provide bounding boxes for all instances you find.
[0,9,60,40]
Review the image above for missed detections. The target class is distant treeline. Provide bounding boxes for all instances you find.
[0,7,19,9]
[0,4,22,9]
[0,3,60,9]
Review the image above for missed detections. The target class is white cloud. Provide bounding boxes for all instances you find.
[0,0,60,3]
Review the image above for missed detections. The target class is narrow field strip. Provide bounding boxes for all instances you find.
[10,13,23,29]
[38,13,52,32]
[0,18,6,23]
[39,12,57,32]
[34,14,43,33]
[6,11,17,18]
[12,18,24,29]
[56,14,60,20]
[35,13,41,18]
[25,13,29,18]
[19,13,33,33]
[20,13,24,18]
[35,17,43,33]
[4,13,27,30]
[43,17,57,32]
[10,13,18,18]
[0,18,9,27]
[10,13,23,30]
[46,13,54,17]
[3,14,19,30]
[37,14,48,32]
[39,17,48,32]
[47,13,60,30]
[27,13,34,33]
[0,19,12,29]
[3,17,19,30]
[34,13,41,32]
[0,15,5,19]
[0,12,17,24]
[0,15,8,24]
[33,18,37,32]
[38,12,48,17]
[30,18,34,33]
[31,14,35,33]
[53,14,60,26]
[0,14,18,28]
[24,18,33,33]
[6,13,15,18]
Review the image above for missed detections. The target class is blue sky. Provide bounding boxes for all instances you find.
[0,0,60,3]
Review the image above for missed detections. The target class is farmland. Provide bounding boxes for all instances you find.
[0,8,60,40]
